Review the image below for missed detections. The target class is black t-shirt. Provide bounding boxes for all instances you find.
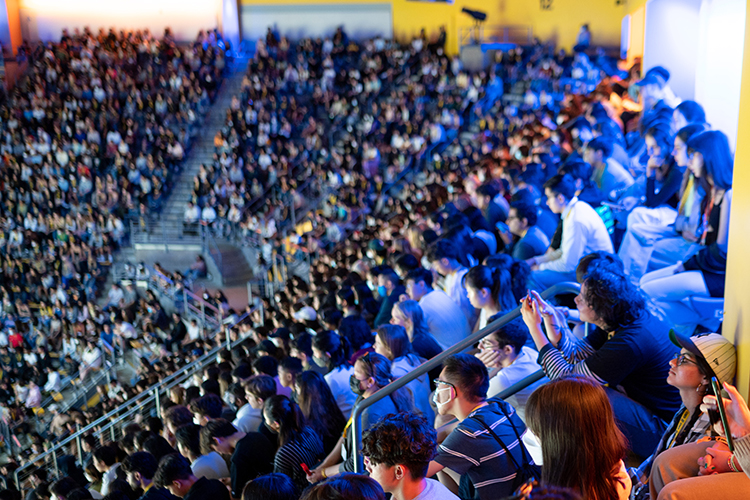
[583,311,681,421]
[230,432,275,498]
[184,477,230,500]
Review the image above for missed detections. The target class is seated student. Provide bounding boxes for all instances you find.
[529,174,613,289]
[626,331,737,500]
[618,123,707,284]
[93,445,122,497]
[426,354,534,500]
[463,264,516,331]
[390,300,443,367]
[559,160,606,208]
[262,395,325,492]
[294,371,347,456]
[526,376,632,500]
[122,451,179,500]
[311,330,356,418]
[363,412,459,500]
[646,381,750,500]
[475,319,546,421]
[403,268,471,349]
[520,268,681,458]
[307,352,415,481]
[498,199,550,261]
[583,136,635,200]
[277,357,302,395]
[374,324,434,423]
[301,473,385,500]
[189,394,223,426]
[153,453,230,500]
[174,424,229,480]
[374,268,406,327]
[200,419,275,499]
[647,130,733,273]
[241,473,298,500]
[425,240,478,329]
[242,375,278,443]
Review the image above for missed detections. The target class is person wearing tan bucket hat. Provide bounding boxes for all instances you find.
[633,332,742,500]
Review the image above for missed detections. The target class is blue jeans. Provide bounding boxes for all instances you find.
[605,386,667,458]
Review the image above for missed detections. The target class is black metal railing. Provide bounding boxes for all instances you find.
[351,281,581,473]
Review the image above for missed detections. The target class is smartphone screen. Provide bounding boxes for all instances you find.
[710,377,734,453]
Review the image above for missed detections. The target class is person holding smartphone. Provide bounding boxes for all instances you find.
[628,331,736,499]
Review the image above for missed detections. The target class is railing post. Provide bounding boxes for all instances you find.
[200,301,205,326]
[75,423,83,465]
[182,288,188,316]
[110,425,116,442]
[225,326,231,350]
[52,448,59,478]
[154,387,161,417]
[13,469,19,490]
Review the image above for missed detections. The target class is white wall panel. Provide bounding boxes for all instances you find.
[241,3,392,43]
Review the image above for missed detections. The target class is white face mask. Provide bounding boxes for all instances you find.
[432,386,454,410]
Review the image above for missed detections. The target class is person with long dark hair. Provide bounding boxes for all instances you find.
[374,324,434,423]
[301,473,385,500]
[263,395,325,491]
[520,267,681,458]
[526,376,631,500]
[242,473,298,500]
[295,371,347,455]
[463,264,515,331]
[307,352,414,482]
[311,330,355,417]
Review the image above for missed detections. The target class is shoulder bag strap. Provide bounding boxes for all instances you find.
[494,402,533,466]
[472,413,523,471]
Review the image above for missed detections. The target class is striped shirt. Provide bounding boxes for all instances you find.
[537,311,681,421]
[274,426,325,491]
[435,399,530,500]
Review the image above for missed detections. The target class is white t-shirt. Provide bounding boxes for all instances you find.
[412,478,460,500]
[325,364,356,418]
[233,404,262,433]
[419,289,471,349]
[192,451,230,480]
[487,346,547,422]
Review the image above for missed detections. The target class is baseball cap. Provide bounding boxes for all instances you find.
[293,306,317,322]
[636,66,670,87]
[669,330,736,385]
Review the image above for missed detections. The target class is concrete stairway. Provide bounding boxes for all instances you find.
[146,56,250,242]
[215,243,255,286]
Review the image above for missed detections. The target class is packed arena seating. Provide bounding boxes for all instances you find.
[0,22,746,500]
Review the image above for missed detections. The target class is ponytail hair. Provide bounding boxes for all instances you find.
[312,330,351,371]
[464,265,515,312]
[375,324,420,367]
[263,395,305,447]
[355,352,414,413]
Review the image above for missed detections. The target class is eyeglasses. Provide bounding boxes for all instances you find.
[433,379,456,390]
[673,352,698,367]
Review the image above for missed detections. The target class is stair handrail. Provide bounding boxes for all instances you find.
[351,282,581,473]
[12,307,255,489]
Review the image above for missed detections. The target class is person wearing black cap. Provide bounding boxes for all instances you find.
[628,332,736,499]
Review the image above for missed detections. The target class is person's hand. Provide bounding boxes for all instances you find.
[528,290,554,318]
[520,293,542,328]
[476,347,501,369]
[701,382,750,439]
[673,262,685,274]
[698,442,732,475]
[621,196,638,212]
[307,466,326,484]
[525,257,537,268]
[646,155,663,177]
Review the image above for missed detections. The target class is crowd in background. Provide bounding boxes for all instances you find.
[0,21,747,500]
[0,26,228,461]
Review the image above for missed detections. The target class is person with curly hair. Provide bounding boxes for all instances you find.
[520,266,681,457]
[362,411,458,500]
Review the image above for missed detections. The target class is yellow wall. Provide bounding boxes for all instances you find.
[723,0,750,398]
[240,0,627,54]
[627,5,645,63]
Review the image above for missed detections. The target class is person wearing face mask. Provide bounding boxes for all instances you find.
[311,330,356,417]
[425,353,534,500]
[373,268,406,327]
[306,352,415,483]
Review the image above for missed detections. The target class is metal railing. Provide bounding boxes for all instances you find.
[459,25,533,48]
[351,282,581,473]
[13,308,255,490]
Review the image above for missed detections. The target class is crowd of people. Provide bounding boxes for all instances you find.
[0,19,745,500]
[0,26,228,459]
